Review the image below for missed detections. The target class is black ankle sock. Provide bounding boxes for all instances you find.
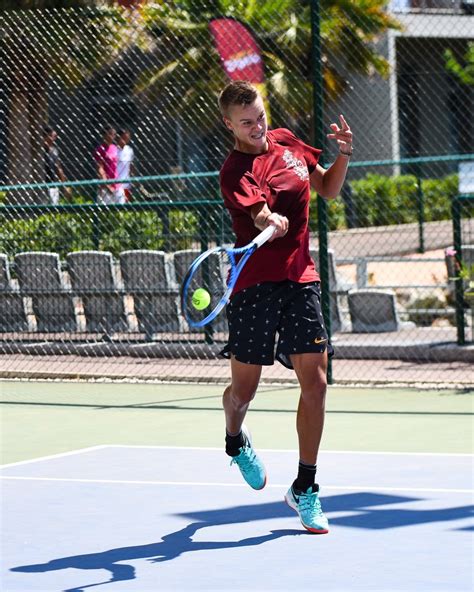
[225,430,245,457]
[294,461,317,492]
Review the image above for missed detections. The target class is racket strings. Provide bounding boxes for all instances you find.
[183,249,231,325]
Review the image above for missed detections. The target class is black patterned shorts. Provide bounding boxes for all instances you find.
[220,280,334,369]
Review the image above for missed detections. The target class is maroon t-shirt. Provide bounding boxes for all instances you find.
[220,128,322,293]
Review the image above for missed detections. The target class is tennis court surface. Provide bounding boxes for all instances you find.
[1,380,473,592]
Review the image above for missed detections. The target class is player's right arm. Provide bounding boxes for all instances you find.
[221,167,288,240]
[251,202,288,239]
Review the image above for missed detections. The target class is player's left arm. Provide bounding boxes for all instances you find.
[310,114,352,200]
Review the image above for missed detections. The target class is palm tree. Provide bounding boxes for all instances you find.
[134,0,401,136]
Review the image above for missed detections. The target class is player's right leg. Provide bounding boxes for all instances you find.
[223,356,266,490]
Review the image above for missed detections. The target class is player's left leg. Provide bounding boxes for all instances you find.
[284,351,329,533]
[292,351,328,468]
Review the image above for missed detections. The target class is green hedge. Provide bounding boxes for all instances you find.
[420,174,458,222]
[0,208,200,259]
[348,173,457,228]
[309,172,457,231]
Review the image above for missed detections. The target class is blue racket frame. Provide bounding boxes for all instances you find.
[181,225,275,328]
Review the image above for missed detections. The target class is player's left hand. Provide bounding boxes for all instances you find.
[327,114,352,154]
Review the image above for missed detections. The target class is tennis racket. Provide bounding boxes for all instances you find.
[180,225,276,328]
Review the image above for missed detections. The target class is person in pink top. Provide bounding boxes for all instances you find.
[217,81,352,534]
[94,125,119,204]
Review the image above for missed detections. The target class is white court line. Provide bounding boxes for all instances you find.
[1,445,472,470]
[0,475,472,494]
[0,446,109,469]
[106,445,474,457]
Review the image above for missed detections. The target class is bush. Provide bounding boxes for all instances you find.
[421,174,458,221]
[99,211,165,255]
[406,294,454,327]
[348,173,457,229]
[309,190,348,232]
[309,172,456,232]
[0,207,201,259]
[0,213,95,256]
[349,174,419,226]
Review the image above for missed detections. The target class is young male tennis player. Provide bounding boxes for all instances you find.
[218,81,352,534]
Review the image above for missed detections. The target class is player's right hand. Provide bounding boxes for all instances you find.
[266,212,288,240]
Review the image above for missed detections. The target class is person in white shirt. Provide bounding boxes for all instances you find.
[116,129,134,203]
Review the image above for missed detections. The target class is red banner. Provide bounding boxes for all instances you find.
[209,18,265,83]
[209,18,270,121]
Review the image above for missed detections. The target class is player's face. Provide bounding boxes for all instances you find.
[224,97,268,154]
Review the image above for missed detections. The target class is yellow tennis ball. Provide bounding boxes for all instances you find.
[192,288,211,310]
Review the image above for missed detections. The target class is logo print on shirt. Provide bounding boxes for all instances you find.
[282,149,309,181]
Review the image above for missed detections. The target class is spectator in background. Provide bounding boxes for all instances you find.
[94,124,118,204]
[44,126,69,204]
[116,128,135,202]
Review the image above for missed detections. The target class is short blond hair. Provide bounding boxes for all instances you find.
[218,81,259,117]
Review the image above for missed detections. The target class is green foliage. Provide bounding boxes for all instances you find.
[0,213,95,256]
[349,174,419,226]
[0,207,201,259]
[307,172,457,231]
[444,42,474,86]
[309,191,347,232]
[406,294,454,327]
[99,211,165,255]
[421,174,458,222]
[349,173,457,228]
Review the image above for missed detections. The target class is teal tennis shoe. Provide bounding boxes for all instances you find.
[285,483,329,534]
[230,425,266,490]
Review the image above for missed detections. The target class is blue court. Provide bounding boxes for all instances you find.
[1,446,473,592]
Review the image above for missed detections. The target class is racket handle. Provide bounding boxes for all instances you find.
[253,225,276,248]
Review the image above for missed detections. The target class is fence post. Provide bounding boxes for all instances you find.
[451,195,465,345]
[416,176,425,253]
[311,0,332,383]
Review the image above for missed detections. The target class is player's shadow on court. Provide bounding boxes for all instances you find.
[11,500,304,592]
[11,492,473,592]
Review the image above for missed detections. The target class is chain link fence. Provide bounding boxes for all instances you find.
[1,2,473,385]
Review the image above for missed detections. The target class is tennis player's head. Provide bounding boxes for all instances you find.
[218,80,268,154]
